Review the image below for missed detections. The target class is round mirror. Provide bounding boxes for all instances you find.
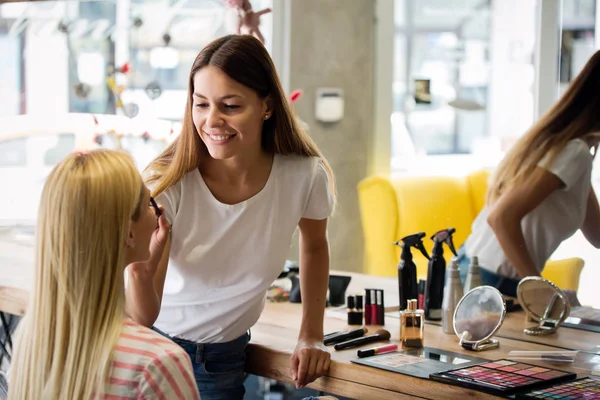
[517,276,570,336]
[453,286,506,351]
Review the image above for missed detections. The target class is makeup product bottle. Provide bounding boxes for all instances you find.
[376,289,385,325]
[394,233,430,311]
[346,295,363,325]
[369,289,378,325]
[424,228,457,321]
[355,294,364,324]
[417,279,426,309]
[400,299,424,348]
[463,256,482,293]
[441,258,464,334]
[364,289,372,325]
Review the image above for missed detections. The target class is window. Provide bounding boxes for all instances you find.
[0,31,22,117]
[0,138,26,167]
[120,136,166,171]
[386,0,539,174]
[42,134,76,166]
[392,0,491,159]
[0,0,273,120]
[0,133,75,167]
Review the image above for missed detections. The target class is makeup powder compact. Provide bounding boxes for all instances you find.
[515,377,600,399]
[429,359,577,397]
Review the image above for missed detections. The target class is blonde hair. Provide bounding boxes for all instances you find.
[9,150,144,399]
[145,35,336,203]
[488,50,600,204]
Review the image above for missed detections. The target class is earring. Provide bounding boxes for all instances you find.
[126,238,136,249]
[264,114,270,120]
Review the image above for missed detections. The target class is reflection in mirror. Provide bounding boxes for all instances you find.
[453,286,506,351]
[517,276,570,336]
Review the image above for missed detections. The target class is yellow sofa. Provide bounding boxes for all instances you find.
[357,170,584,292]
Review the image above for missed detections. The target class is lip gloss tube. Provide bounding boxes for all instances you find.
[369,289,378,325]
[418,279,426,310]
[357,343,398,358]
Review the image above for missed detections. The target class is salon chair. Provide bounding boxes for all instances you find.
[357,170,584,292]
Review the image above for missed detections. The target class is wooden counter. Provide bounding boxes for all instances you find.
[0,271,598,399]
[248,301,599,400]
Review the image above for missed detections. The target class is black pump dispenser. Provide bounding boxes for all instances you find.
[394,233,430,311]
[424,228,458,321]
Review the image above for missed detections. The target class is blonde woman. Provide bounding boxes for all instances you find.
[459,50,600,297]
[9,150,200,399]
[128,35,336,399]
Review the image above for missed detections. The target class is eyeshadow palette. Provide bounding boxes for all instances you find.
[351,347,488,379]
[429,359,577,396]
[515,377,600,399]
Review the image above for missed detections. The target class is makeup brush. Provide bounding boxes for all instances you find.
[334,329,391,351]
[324,327,368,345]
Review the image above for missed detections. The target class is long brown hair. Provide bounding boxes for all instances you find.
[146,34,335,202]
[488,50,600,203]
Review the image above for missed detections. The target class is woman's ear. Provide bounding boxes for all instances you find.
[263,96,274,117]
[126,223,136,249]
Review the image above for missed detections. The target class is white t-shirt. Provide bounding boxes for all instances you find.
[154,154,334,343]
[465,139,593,279]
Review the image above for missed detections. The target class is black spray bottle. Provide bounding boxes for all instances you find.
[424,228,458,321]
[394,233,430,311]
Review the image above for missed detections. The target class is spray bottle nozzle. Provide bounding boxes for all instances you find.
[394,232,430,261]
[431,228,458,257]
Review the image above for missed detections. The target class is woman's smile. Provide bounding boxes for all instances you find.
[204,131,237,145]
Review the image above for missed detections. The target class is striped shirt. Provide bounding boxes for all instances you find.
[100,319,200,399]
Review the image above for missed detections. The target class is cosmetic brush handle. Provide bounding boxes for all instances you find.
[324,327,366,345]
[334,334,384,350]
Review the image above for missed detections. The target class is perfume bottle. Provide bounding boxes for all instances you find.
[400,299,424,348]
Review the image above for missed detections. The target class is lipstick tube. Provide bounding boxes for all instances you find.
[377,289,385,325]
[357,343,398,358]
[364,289,372,325]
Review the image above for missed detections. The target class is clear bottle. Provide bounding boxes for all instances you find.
[400,299,424,348]
[464,256,483,293]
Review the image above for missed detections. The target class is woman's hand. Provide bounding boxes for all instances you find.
[128,211,170,280]
[125,210,170,327]
[289,337,331,389]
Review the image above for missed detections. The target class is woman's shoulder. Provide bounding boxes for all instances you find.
[116,320,190,362]
[112,321,198,398]
[558,138,593,165]
[542,138,591,166]
[566,138,591,153]
[275,154,321,176]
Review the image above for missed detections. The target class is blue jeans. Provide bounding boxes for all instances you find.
[152,327,330,400]
[152,327,249,400]
[456,246,520,298]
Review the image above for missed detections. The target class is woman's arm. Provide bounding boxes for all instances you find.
[297,217,329,340]
[289,217,331,389]
[581,188,600,248]
[125,215,171,327]
[487,167,563,278]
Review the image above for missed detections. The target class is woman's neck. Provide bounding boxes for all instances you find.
[200,150,273,185]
